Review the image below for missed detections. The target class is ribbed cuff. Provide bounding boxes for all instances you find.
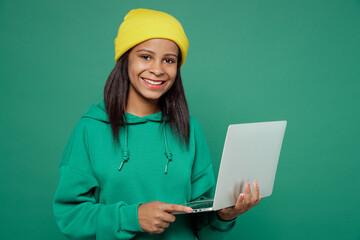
[119,203,144,232]
[210,213,236,231]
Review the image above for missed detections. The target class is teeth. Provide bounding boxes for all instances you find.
[142,78,163,85]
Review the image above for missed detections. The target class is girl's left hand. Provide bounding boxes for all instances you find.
[217,180,262,221]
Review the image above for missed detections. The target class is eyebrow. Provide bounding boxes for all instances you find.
[136,49,178,58]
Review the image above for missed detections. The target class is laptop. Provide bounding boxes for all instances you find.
[179,120,287,213]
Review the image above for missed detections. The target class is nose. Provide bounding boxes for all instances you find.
[149,60,164,76]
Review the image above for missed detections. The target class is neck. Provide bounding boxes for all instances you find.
[126,89,161,117]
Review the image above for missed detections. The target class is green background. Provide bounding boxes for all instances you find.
[1,0,359,239]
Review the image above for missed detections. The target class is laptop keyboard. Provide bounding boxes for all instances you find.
[182,199,214,210]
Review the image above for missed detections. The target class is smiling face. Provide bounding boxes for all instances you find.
[127,38,179,108]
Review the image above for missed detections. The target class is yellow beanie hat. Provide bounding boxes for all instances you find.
[114,9,189,66]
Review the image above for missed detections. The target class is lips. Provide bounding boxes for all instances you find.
[141,77,167,89]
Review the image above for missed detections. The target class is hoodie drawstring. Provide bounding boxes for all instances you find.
[119,124,129,171]
[118,121,173,174]
[163,121,173,174]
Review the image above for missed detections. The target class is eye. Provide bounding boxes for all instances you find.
[140,55,151,61]
[164,58,176,64]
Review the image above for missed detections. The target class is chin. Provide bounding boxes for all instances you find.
[140,87,170,100]
[143,94,164,101]
[136,91,162,101]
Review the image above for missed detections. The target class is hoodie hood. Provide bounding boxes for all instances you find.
[81,100,172,174]
[81,100,166,124]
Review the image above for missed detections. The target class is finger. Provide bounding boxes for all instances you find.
[163,203,193,213]
[259,194,263,202]
[161,212,176,223]
[234,193,245,209]
[244,182,252,207]
[252,180,260,204]
[218,205,236,214]
[157,221,170,229]
[254,194,263,206]
[152,227,165,234]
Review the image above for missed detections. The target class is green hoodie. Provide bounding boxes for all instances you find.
[53,101,235,240]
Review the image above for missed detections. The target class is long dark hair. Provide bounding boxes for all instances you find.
[104,49,190,146]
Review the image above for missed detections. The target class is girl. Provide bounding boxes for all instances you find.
[53,8,261,240]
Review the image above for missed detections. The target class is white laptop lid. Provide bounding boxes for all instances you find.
[212,121,287,211]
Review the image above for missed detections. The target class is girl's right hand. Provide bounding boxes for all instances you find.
[138,201,193,234]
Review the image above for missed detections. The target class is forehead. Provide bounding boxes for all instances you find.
[132,38,179,54]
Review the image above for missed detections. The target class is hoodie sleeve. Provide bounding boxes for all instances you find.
[53,120,143,240]
[190,118,236,239]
